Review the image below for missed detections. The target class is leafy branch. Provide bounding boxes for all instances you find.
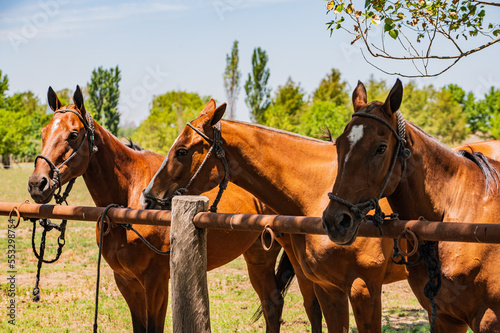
[326,0,500,77]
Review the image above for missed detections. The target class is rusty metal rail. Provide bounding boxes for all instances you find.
[0,202,171,226]
[2,201,500,244]
[194,213,500,244]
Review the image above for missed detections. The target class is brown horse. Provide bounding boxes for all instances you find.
[142,100,411,332]
[27,86,298,333]
[323,79,500,332]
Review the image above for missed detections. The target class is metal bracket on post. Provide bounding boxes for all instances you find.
[170,196,211,333]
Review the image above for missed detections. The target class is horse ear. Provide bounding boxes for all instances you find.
[352,81,367,112]
[211,103,226,126]
[199,99,226,129]
[200,99,216,116]
[72,85,87,116]
[47,86,62,111]
[384,79,403,116]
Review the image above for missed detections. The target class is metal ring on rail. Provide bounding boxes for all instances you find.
[8,200,30,228]
[397,227,419,257]
[96,214,112,237]
[261,224,275,252]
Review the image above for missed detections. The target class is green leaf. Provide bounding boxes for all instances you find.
[389,29,399,39]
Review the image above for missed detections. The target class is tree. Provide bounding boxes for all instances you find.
[326,0,500,77]
[480,87,500,138]
[311,68,349,106]
[245,47,271,123]
[87,65,121,135]
[297,68,351,138]
[402,82,469,144]
[223,40,241,120]
[263,77,306,131]
[55,88,72,106]
[132,91,209,155]
[298,101,351,139]
[0,75,50,167]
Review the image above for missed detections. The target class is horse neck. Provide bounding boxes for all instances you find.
[389,122,488,221]
[83,123,151,208]
[222,120,337,216]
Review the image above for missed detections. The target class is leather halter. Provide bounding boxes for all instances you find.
[328,111,411,230]
[142,121,230,213]
[34,108,98,204]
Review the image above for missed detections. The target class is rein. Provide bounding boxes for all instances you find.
[328,110,410,231]
[142,121,230,213]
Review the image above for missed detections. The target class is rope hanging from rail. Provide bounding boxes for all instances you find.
[93,203,118,333]
[391,229,441,333]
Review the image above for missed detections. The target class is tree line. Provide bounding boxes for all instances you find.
[0,67,121,167]
[1,42,499,165]
[133,41,500,152]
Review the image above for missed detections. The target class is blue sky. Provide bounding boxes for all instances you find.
[1,0,499,126]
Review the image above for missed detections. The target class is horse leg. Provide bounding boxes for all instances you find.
[243,239,283,332]
[313,284,349,333]
[144,274,169,333]
[276,235,322,332]
[114,272,148,333]
[349,278,382,333]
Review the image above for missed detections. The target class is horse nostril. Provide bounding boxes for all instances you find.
[39,176,49,191]
[337,214,352,235]
[144,199,152,210]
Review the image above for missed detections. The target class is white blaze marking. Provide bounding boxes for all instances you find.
[51,118,61,132]
[344,125,364,165]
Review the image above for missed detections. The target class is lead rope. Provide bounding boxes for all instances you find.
[93,204,118,333]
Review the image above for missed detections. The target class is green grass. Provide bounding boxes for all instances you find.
[0,164,433,332]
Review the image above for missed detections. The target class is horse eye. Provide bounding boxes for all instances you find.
[176,148,188,157]
[376,144,387,155]
[68,132,79,140]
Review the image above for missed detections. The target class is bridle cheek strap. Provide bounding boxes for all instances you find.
[328,111,410,232]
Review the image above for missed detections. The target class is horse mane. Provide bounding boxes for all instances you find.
[124,138,143,151]
[457,150,500,195]
[224,120,330,144]
[406,121,500,194]
[319,127,335,143]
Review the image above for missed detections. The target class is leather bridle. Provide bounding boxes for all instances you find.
[142,121,230,212]
[328,110,411,230]
[34,108,98,204]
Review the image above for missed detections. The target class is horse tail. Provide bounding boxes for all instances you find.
[251,250,295,322]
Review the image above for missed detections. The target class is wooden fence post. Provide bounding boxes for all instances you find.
[170,196,211,333]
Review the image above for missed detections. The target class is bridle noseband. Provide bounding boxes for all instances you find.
[328,110,411,231]
[34,108,98,204]
[142,121,230,212]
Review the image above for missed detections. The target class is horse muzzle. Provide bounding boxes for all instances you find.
[28,173,56,204]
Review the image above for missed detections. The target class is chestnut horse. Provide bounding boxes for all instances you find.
[142,100,411,332]
[27,87,299,333]
[323,79,500,332]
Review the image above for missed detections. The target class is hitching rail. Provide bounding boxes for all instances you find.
[2,201,500,243]
[0,202,171,226]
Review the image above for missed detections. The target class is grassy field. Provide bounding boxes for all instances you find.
[0,163,434,332]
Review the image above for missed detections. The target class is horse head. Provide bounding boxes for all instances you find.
[322,79,407,245]
[141,99,227,210]
[28,85,96,203]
